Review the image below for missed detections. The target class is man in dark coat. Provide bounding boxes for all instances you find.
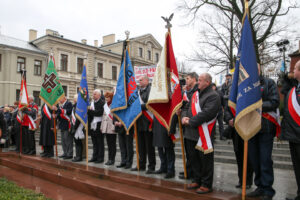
[114,118,134,169]
[281,60,300,200]
[247,66,280,200]
[88,89,105,163]
[71,94,83,162]
[0,110,7,148]
[182,73,221,194]
[177,72,198,180]
[25,96,38,155]
[152,116,175,179]
[39,104,54,157]
[132,75,156,173]
[53,96,73,159]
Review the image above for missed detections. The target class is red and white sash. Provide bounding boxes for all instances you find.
[60,108,71,130]
[28,115,37,130]
[43,104,51,120]
[183,91,189,102]
[288,87,300,126]
[142,110,153,129]
[104,103,113,120]
[90,101,102,131]
[170,131,180,143]
[71,110,76,125]
[16,111,22,123]
[262,108,281,138]
[191,91,216,154]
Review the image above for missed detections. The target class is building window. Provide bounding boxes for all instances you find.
[60,54,68,72]
[147,50,151,60]
[17,57,26,72]
[33,91,41,106]
[139,48,143,58]
[62,85,68,97]
[112,66,117,80]
[77,57,84,74]
[97,63,103,78]
[155,53,159,62]
[16,89,20,101]
[0,54,2,71]
[34,60,42,76]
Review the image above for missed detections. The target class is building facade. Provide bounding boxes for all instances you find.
[0,29,162,106]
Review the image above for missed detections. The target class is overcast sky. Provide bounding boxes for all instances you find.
[0,0,196,62]
[1,0,299,82]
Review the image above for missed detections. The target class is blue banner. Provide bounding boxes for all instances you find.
[75,65,89,126]
[228,15,262,141]
[111,50,141,132]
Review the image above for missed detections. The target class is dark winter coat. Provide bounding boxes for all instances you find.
[152,117,173,148]
[137,84,151,133]
[182,84,221,142]
[39,104,55,146]
[88,98,105,135]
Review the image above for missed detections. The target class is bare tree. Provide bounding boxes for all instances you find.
[178,0,298,71]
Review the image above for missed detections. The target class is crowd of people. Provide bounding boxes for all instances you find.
[0,61,300,200]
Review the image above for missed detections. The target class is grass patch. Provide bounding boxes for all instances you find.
[0,177,51,200]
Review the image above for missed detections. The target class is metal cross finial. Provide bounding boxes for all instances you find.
[161,13,174,30]
[125,30,130,40]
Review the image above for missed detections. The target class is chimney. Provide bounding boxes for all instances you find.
[94,40,98,47]
[46,29,60,36]
[102,34,115,46]
[81,39,87,45]
[29,29,37,41]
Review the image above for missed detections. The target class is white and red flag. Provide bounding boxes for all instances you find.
[146,32,182,131]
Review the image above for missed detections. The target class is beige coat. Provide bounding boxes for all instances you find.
[100,111,116,134]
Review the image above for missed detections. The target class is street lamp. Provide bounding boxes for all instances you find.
[276,39,289,73]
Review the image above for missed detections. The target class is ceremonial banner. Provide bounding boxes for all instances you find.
[228,15,262,141]
[75,65,89,128]
[39,55,65,107]
[19,72,29,109]
[146,32,182,131]
[111,48,141,133]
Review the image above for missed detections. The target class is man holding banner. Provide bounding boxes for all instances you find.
[228,7,279,199]
[182,73,220,194]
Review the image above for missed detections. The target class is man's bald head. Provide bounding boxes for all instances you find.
[198,73,212,91]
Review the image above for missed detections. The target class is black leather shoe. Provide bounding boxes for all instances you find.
[146,169,155,174]
[94,159,104,163]
[164,173,175,179]
[179,174,190,179]
[27,150,36,155]
[247,188,263,197]
[154,169,167,174]
[116,163,126,168]
[72,157,82,162]
[40,152,47,156]
[235,183,242,188]
[105,160,114,165]
[89,158,96,162]
[41,153,49,157]
[46,154,54,158]
[179,171,184,175]
[59,155,66,158]
[63,156,73,160]
[124,164,132,169]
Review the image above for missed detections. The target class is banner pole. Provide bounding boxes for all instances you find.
[53,110,58,158]
[178,114,187,179]
[20,123,22,156]
[134,122,139,170]
[242,140,248,200]
[86,122,89,166]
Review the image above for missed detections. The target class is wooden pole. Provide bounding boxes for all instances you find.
[20,123,22,155]
[86,122,89,166]
[134,123,139,170]
[178,114,187,179]
[53,111,58,158]
[241,140,248,200]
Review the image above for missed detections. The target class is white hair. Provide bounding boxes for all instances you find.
[73,94,78,100]
[28,95,34,99]
[94,89,101,95]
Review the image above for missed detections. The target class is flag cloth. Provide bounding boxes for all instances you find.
[228,15,262,141]
[39,55,65,107]
[146,32,182,131]
[280,60,285,72]
[111,48,141,133]
[75,65,89,128]
[19,72,29,109]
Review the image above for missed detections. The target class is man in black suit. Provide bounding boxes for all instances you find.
[88,89,105,163]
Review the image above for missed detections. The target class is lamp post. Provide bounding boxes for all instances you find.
[276,39,289,73]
